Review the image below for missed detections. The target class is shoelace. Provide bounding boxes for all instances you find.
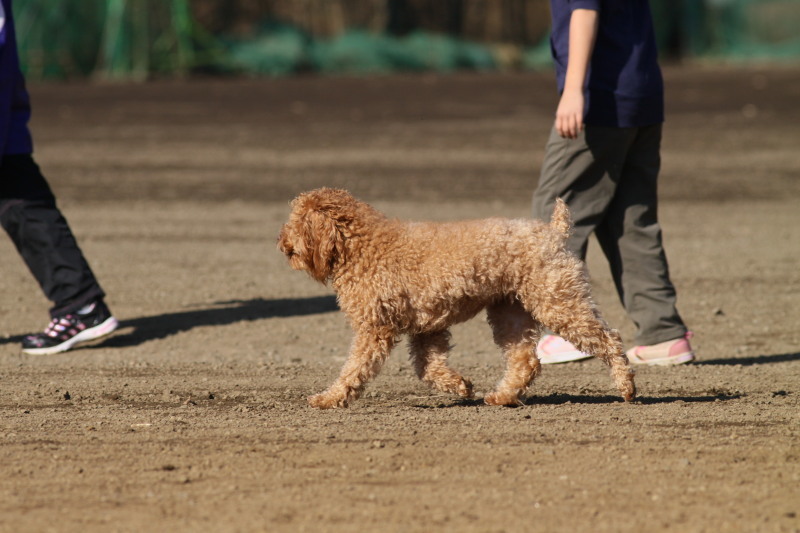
[43,315,84,339]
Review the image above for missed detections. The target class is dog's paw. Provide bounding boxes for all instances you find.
[308,392,348,409]
[457,378,474,399]
[483,390,523,407]
[614,367,636,402]
[622,381,636,402]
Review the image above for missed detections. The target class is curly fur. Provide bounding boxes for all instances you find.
[278,188,635,409]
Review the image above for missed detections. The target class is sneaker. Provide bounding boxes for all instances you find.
[22,300,118,355]
[626,332,695,366]
[536,334,592,364]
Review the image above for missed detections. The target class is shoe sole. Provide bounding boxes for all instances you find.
[538,352,593,364]
[23,317,119,355]
[626,351,696,366]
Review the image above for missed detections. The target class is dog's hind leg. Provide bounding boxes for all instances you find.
[554,315,635,402]
[408,330,473,399]
[527,282,636,402]
[308,327,395,409]
[484,299,542,406]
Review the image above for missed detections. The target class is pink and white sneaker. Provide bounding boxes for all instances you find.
[626,332,696,366]
[536,334,592,364]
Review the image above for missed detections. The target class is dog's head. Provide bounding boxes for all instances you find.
[278,188,358,284]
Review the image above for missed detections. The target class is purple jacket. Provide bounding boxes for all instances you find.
[0,0,34,156]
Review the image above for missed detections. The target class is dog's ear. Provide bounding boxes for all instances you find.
[304,188,357,228]
[302,209,344,283]
[286,188,357,283]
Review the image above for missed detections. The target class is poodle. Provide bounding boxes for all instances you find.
[278,188,635,409]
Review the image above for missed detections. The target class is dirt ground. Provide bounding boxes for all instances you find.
[0,66,798,533]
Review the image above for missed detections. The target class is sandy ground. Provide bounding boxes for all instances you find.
[0,67,798,532]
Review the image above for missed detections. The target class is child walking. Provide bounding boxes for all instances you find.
[533,0,695,365]
[1,0,117,354]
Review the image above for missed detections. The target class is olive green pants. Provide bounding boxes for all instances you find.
[532,124,687,346]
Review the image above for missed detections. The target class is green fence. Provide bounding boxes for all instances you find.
[15,0,207,80]
[653,0,800,59]
[12,0,800,81]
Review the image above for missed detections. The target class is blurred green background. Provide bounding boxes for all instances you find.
[13,0,800,80]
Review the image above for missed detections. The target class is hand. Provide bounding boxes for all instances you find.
[555,89,585,139]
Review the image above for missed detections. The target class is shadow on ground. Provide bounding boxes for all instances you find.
[527,393,744,406]
[93,296,338,349]
[695,352,800,366]
[0,296,339,348]
[412,392,743,409]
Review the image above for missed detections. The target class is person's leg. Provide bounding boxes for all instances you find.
[591,124,687,346]
[0,154,106,316]
[533,125,631,259]
[533,125,631,363]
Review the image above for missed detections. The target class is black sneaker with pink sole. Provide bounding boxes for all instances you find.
[22,300,118,355]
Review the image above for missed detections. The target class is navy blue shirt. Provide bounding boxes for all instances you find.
[549,0,664,127]
[0,0,34,156]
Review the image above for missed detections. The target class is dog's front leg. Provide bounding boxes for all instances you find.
[308,327,395,409]
[409,331,474,399]
[484,300,540,406]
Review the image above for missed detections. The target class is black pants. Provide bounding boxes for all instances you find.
[1,154,104,317]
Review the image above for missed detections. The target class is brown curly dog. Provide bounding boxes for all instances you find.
[278,188,635,409]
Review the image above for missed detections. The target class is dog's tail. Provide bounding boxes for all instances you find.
[549,198,572,241]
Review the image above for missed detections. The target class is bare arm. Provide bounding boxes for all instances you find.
[555,8,598,139]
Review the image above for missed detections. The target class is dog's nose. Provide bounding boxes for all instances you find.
[277,231,295,258]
